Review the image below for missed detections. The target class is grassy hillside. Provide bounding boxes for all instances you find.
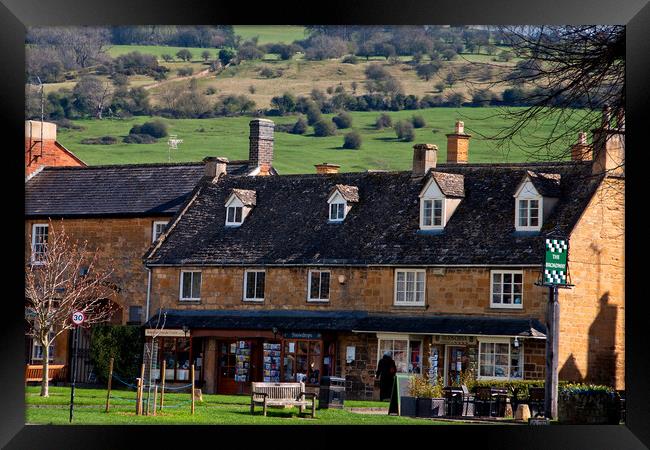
[233,25,307,44]
[56,107,584,174]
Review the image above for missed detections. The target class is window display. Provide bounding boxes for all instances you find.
[479,340,523,379]
[378,338,422,374]
[282,338,322,385]
[263,342,282,382]
[235,340,251,382]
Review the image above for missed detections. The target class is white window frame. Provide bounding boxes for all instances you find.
[477,337,524,381]
[32,333,55,361]
[420,198,445,229]
[179,271,202,301]
[329,202,346,222]
[31,223,49,265]
[393,269,426,306]
[490,270,524,309]
[514,181,543,231]
[376,335,423,374]
[307,270,331,302]
[243,269,265,302]
[226,205,244,226]
[152,221,169,242]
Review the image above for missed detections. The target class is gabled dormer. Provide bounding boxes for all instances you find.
[225,188,256,227]
[419,171,465,230]
[513,171,561,232]
[327,184,359,222]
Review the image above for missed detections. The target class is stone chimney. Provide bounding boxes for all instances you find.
[25,120,57,142]
[570,132,592,161]
[315,163,340,174]
[592,106,625,177]
[203,156,229,179]
[249,118,274,170]
[446,120,471,164]
[412,144,437,177]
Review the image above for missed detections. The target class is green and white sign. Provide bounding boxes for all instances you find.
[544,238,568,285]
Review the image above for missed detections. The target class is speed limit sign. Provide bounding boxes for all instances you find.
[72,311,85,325]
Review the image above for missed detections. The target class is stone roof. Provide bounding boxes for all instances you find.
[525,170,562,197]
[145,161,601,266]
[332,184,359,203]
[25,161,251,218]
[431,171,465,197]
[145,309,546,337]
[230,189,257,206]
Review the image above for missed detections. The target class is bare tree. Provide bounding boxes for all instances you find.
[25,220,118,397]
[73,76,113,119]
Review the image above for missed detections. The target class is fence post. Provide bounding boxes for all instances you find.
[105,357,114,413]
[160,360,166,411]
[153,385,158,416]
[191,364,195,415]
[140,363,146,415]
[135,378,142,415]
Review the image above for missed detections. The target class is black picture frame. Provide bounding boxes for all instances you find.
[2,1,649,448]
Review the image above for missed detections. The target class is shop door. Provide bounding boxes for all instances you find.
[217,340,238,395]
[445,346,467,386]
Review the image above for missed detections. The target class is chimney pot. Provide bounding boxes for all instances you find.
[455,120,464,134]
[315,163,340,174]
[203,156,229,179]
[249,119,274,169]
[412,144,437,177]
[571,132,592,162]
[25,120,57,141]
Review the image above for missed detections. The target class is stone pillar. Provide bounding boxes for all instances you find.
[446,120,471,164]
[249,119,274,170]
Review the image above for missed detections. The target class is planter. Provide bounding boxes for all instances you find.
[400,396,417,417]
[431,398,446,417]
[558,392,621,424]
[416,398,432,418]
[446,395,464,417]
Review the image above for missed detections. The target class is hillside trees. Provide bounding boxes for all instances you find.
[73,76,113,119]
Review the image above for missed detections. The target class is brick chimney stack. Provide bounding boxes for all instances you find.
[315,163,340,174]
[203,156,229,180]
[571,132,592,161]
[446,120,471,164]
[592,106,625,177]
[412,144,437,177]
[249,119,274,171]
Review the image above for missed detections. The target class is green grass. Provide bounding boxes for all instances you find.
[233,26,307,44]
[56,107,587,174]
[107,45,220,62]
[25,386,457,425]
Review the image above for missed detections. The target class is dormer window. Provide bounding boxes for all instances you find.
[517,199,540,229]
[225,189,256,227]
[419,172,464,230]
[513,171,560,232]
[327,184,359,223]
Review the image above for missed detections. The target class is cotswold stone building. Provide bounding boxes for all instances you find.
[24,120,277,378]
[25,120,86,178]
[142,118,625,398]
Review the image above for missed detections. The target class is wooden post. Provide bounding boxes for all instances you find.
[191,364,195,415]
[545,285,560,419]
[160,360,166,410]
[140,363,146,415]
[135,378,142,415]
[105,357,114,413]
[152,385,158,416]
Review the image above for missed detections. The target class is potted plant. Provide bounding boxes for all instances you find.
[409,374,445,418]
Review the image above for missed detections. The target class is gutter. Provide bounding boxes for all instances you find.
[351,330,547,339]
[145,267,152,321]
[144,262,543,268]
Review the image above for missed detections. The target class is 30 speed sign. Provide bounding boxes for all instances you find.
[72,311,85,325]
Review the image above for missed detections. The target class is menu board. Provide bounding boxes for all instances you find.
[263,342,282,382]
[235,340,251,382]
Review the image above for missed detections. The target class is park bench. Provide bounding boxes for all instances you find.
[250,382,316,418]
[25,364,66,384]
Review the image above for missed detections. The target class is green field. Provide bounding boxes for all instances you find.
[107,45,220,61]
[25,386,460,425]
[56,107,584,174]
[233,25,307,44]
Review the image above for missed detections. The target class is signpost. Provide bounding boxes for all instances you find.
[540,238,572,420]
[69,311,85,423]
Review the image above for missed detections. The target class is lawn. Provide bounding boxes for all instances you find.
[25,386,454,425]
[233,25,307,44]
[56,107,587,174]
[107,45,221,61]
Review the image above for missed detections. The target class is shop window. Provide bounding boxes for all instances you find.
[31,223,48,264]
[157,337,192,382]
[244,270,265,301]
[394,269,426,306]
[282,339,322,385]
[180,271,201,301]
[377,338,422,374]
[308,271,330,302]
[478,339,523,380]
[491,270,523,308]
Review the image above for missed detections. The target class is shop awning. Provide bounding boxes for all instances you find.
[144,309,546,338]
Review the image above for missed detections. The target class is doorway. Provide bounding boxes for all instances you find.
[444,345,468,386]
[216,340,238,395]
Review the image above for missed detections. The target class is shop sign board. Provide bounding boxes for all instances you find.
[145,329,186,337]
[388,373,415,416]
[433,335,475,345]
[543,239,569,286]
[284,332,322,339]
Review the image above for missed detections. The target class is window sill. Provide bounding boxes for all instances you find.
[489,305,524,310]
[392,304,427,309]
[179,299,201,303]
[243,299,264,303]
[307,300,330,304]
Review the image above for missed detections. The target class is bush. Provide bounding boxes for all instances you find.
[129,120,168,138]
[89,325,144,384]
[411,115,426,128]
[341,55,358,64]
[176,49,193,62]
[332,111,353,129]
[342,130,362,149]
[205,87,217,95]
[81,136,118,145]
[408,374,444,398]
[54,119,85,130]
[177,67,194,77]
[259,66,280,79]
[218,48,236,66]
[313,119,337,137]
[161,54,173,62]
[306,102,322,125]
[123,133,157,144]
[291,117,308,134]
[394,120,415,141]
[375,113,392,129]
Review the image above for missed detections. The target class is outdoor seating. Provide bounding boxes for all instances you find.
[460,384,475,416]
[527,387,546,417]
[250,381,316,418]
[474,386,496,417]
[443,387,464,417]
[24,364,66,384]
[490,387,508,417]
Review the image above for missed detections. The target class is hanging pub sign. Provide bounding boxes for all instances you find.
[543,238,569,286]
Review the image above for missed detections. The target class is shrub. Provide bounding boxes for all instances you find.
[306,102,322,125]
[123,133,157,144]
[313,119,337,137]
[332,111,353,129]
[291,117,308,134]
[205,87,217,95]
[129,120,168,138]
[248,85,256,94]
[375,113,392,129]
[89,325,144,384]
[411,115,426,128]
[341,55,358,64]
[53,119,85,130]
[214,94,256,116]
[259,66,280,79]
[342,130,362,149]
[394,120,415,141]
[218,48,236,66]
[161,54,173,62]
[445,92,465,107]
[408,374,444,398]
[177,67,194,77]
[270,92,296,115]
[81,136,118,145]
[176,49,193,62]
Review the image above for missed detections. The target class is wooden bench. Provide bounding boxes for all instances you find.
[25,364,66,384]
[250,382,316,418]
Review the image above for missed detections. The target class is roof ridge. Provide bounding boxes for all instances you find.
[41,161,207,170]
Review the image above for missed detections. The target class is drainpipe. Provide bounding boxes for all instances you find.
[145,267,152,322]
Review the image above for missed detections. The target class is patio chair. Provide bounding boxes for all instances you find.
[527,387,545,417]
[474,386,495,417]
[460,384,475,416]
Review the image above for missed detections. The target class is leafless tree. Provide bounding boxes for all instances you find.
[73,76,113,119]
[25,220,118,397]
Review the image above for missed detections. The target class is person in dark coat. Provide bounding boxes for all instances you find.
[376,351,397,401]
